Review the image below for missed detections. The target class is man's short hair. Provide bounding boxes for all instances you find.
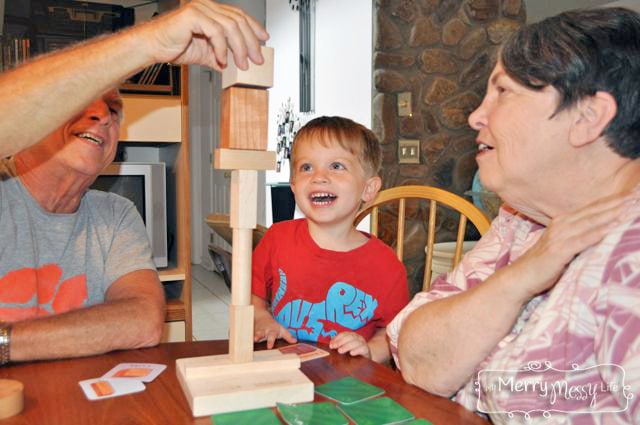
[501,7,640,158]
[291,116,382,177]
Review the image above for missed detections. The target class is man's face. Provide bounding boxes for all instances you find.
[40,89,123,177]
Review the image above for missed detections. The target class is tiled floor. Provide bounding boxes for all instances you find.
[191,264,230,341]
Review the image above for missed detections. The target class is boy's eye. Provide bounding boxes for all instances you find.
[330,162,345,170]
[299,163,312,172]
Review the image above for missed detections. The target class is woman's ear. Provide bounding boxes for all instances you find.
[569,91,617,147]
[361,176,382,203]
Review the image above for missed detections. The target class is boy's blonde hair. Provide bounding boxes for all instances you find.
[291,116,382,177]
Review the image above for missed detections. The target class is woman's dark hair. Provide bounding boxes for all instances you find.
[501,7,640,158]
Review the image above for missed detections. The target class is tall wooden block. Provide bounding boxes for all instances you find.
[230,228,253,306]
[221,87,268,150]
[228,305,254,363]
[230,170,257,230]
[222,46,274,89]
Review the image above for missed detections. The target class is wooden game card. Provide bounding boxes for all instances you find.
[337,396,415,425]
[211,407,281,425]
[278,343,330,362]
[277,401,348,425]
[79,378,145,401]
[102,363,166,383]
[315,377,384,405]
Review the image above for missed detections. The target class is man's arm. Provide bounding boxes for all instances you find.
[0,0,268,158]
[9,269,165,361]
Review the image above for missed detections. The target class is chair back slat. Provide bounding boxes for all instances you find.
[453,215,467,268]
[396,199,406,261]
[355,185,493,293]
[423,199,438,289]
[370,206,379,237]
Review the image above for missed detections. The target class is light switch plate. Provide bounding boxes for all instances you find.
[398,139,420,164]
[397,92,412,117]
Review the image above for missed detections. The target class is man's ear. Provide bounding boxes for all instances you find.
[569,91,617,147]
[361,176,382,203]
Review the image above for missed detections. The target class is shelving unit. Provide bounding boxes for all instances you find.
[120,72,192,341]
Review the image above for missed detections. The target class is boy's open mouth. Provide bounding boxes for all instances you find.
[310,192,337,205]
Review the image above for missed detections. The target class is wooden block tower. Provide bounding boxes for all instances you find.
[176,47,314,417]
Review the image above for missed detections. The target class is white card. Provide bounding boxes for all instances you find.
[102,363,167,383]
[79,378,145,401]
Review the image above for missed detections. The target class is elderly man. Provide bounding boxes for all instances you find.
[388,7,640,424]
[0,0,268,363]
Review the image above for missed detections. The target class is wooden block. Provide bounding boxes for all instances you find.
[231,228,253,305]
[0,379,24,420]
[230,170,257,230]
[176,350,313,417]
[229,305,254,363]
[214,149,276,170]
[221,87,268,150]
[222,46,274,89]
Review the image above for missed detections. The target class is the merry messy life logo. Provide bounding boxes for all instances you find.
[475,361,634,420]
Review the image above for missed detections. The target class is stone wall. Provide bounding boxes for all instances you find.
[372,0,525,294]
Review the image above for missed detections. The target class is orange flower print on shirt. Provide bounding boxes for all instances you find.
[0,264,87,323]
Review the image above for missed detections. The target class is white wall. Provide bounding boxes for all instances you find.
[265,0,372,225]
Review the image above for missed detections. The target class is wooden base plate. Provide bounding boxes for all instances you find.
[176,350,314,417]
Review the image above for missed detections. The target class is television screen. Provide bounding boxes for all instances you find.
[90,162,167,268]
[92,175,146,224]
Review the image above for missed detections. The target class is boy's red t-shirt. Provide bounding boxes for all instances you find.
[252,219,409,343]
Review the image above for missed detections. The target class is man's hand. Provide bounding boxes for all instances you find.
[329,332,371,359]
[140,0,269,71]
[254,314,297,349]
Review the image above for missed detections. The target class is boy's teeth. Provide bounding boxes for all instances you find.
[311,193,337,203]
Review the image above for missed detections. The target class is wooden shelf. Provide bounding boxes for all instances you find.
[166,299,186,322]
[120,94,182,143]
[159,267,186,282]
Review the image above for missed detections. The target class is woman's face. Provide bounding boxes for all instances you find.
[468,61,575,216]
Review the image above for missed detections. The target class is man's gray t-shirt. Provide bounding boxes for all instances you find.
[0,159,156,322]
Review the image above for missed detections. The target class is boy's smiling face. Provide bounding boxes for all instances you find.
[290,139,380,228]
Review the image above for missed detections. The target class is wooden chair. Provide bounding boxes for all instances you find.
[355,185,492,291]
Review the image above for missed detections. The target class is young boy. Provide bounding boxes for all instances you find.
[252,116,408,363]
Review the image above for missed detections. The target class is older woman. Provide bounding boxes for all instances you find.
[388,7,640,424]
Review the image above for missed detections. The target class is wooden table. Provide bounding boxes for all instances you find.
[0,341,489,425]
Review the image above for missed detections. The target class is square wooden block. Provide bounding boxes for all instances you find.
[221,87,268,150]
[222,46,274,89]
